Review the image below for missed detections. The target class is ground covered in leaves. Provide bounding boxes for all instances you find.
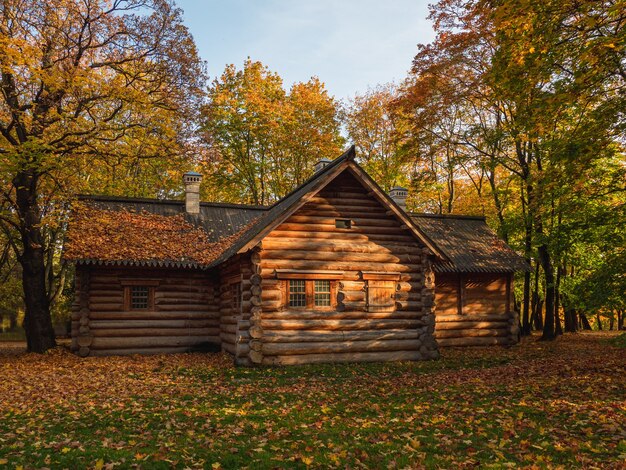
[0,333,624,469]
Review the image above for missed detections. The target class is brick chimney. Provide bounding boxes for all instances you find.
[389,186,408,211]
[183,172,202,214]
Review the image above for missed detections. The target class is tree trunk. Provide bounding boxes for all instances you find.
[9,313,18,330]
[14,171,56,353]
[595,314,602,331]
[531,263,543,330]
[521,228,532,336]
[579,313,592,330]
[619,310,624,331]
[554,264,562,336]
[539,243,556,340]
[532,298,544,330]
[563,305,577,333]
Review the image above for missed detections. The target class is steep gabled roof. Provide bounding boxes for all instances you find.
[410,213,530,273]
[211,145,446,264]
[66,146,490,270]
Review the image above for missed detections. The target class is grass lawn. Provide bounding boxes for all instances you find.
[0,332,624,469]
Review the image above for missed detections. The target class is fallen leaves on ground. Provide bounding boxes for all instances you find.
[0,332,624,469]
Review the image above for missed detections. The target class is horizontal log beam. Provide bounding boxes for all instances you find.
[260,318,426,331]
[88,312,219,320]
[262,350,425,365]
[436,336,511,347]
[262,329,421,343]
[307,196,380,207]
[435,314,510,323]
[260,259,421,273]
[89,319,218,329]
[284,215,400,228]
[434,328,508,339]
[260,310,426,320]
[435,321,509,330]
[261,249,420,264]
[275,223,410,235]
[265,231,416,243]
[89,347,195,356]
[92,327,217,337]
[262,338,420,356]
[91,335,217,349]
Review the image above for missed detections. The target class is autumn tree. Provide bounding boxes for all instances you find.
[342,85,412,193]
[202,60,343,205]
[0,0,204,352]
[400,0,625,339]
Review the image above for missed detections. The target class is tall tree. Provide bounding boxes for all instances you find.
[202,60,343,205]
[343,85,410,192]
[0,0,204,352]
[400,0,625,339]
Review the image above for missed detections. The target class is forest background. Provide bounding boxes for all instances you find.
[0,0,624,351]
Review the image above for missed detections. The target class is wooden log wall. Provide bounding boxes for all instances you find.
[218,253,254,365]
[251,170,439,365]
[70,266,219,356]
[434,272,519,346]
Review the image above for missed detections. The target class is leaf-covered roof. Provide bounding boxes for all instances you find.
[64,204,259,269]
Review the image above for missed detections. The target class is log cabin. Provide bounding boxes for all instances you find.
[64,146,528,364]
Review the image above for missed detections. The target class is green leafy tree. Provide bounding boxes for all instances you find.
[343,85,411,192]
[0,0,204,352]
[400,0,626,339]
[202,60,343,205]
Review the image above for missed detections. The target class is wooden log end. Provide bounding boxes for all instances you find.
[77,335,93,347]
[249,350,263,364]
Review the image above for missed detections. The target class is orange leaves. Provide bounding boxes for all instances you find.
[0,334,624,467]
[64,203,257,267]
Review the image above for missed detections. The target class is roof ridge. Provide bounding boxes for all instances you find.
[410,212,486,221]
[77,194,268,210]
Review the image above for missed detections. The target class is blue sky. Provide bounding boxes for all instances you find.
[175,0,435,100]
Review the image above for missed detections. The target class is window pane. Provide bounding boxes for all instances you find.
[314,280,331,306]
[335,218,352,229]
[131,286,150,309]
[290,280,305,292]
[314,280,330,292]
[289,280,306,307]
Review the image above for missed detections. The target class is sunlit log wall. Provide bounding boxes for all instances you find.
[70,266,220,356]
[434,272,519,346]
[249,171,439,365]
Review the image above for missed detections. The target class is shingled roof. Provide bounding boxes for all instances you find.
[66,146,526,271]
[410,214,529,273]
[209,145,445,263]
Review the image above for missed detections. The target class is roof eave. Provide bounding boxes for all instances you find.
[72,258,213,270]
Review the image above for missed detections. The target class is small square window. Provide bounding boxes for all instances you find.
[130,286,150,310]
[335,218,352,229]
[314,280,331,306]
[285,279,335,309]
[289,280,306,307]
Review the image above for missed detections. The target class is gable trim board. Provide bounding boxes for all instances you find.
[65,146,527,362]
